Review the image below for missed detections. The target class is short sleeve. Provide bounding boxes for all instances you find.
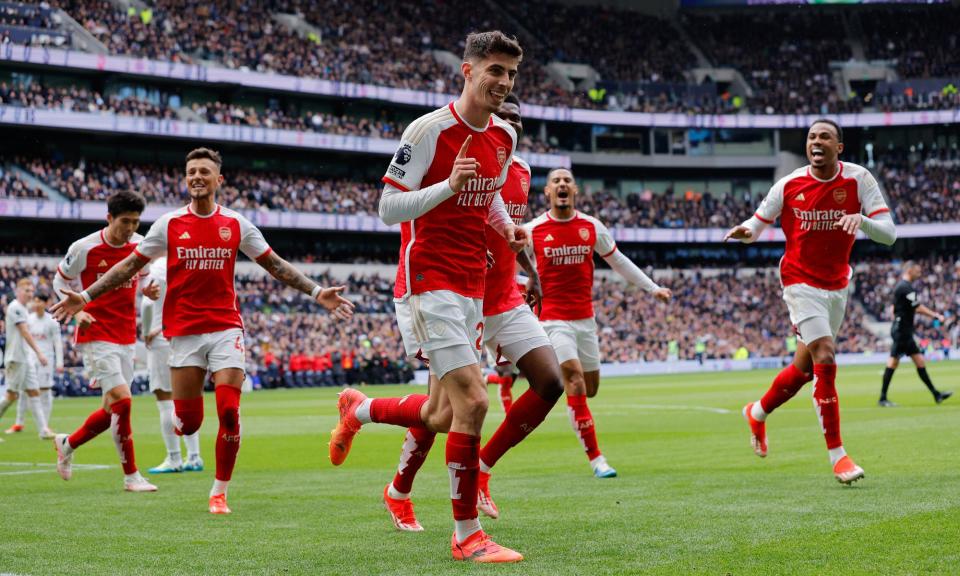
[858,171,890,218]
[238,216,271,260]
[753,179,785,224]
[592,218,617,258]
[11,304,27,325]
[57,240,86,280]
[136,218,168,260]
[381,128,435,192]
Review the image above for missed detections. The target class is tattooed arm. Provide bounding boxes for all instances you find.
[50,253,148,323]
[256,251,355,320]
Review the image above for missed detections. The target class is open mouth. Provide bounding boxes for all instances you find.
[490,90,506,102]
[556,190,570,200]
[810,147,825,160]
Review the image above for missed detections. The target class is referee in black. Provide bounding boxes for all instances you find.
[879,261,953,406]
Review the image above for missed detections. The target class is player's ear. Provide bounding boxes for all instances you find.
[461,60,472,81]
[836,142,844,156]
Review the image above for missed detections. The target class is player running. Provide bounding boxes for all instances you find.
[0,279,55,439]
[6,296,62,435]
[527,168,672,479]
[878,260,953,406]
[328,31,528,562]
[50,191,158,492]
[52,147,354,513]
[141,256,204,473]
[728,119,896,485]
[380,93,564,532]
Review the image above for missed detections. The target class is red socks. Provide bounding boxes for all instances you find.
[370,394,428,428]
[174,396,204,436]
[485,374,501,385]
[109,398,137,475]
[760,364,813,414]
[498,375,514,413]
[446,431,480,521]
[391,426,437,494]
[215,386,242,482]
[481,388,554,469]
[567,394,601,461]
[67,407,111,449]
[812,364,842,449]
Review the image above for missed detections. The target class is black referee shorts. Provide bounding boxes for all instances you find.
[890,335,921,358]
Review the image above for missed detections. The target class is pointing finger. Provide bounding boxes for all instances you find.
[457,135,473,159]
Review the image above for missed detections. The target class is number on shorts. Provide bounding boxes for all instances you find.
[234,335,245,354]
[475,321,485,351]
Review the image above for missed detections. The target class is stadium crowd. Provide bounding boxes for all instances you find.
[875,151,960,226]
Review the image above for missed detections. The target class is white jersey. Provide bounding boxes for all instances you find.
[3,299,31,365]
[28,312,63,368]
[141,257,169,347]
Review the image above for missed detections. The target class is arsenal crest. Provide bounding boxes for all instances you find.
[219,226,232,241]
[832,188,847,204]
[497,147,507,168]
[520,177,529,194]
[579,228,590,241]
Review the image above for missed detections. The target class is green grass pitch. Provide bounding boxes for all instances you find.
[1,362,958,575]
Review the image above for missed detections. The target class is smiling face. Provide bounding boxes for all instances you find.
[185,157,223,201]
[463,52,519,116]
[806,122,844,170]
[545,169,577,210]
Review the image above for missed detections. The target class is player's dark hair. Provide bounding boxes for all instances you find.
[186,147,223,168]
[504,93,520,106]
[463,31,523,62]
[810,118,843,143]
[547,167,574,182]
[107,190,146,216]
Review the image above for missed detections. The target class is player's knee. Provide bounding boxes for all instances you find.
[219,406,239,431]
[177,411,203,436]
[426,403,453,433]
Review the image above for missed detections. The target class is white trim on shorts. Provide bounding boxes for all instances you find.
[541,318,601,372]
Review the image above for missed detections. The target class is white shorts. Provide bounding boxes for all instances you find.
[169,328,246,373]
[4,361,39,392]
[79,342,135,393]
[483,304,552,367]
[36,363,54,389]
[542,318,601,372]
[395,290,483,380]
[782,283,848,345]
[147,344,172,393]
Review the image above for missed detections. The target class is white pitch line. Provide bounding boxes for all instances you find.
[604,403,733,414]
[0,462,111,476]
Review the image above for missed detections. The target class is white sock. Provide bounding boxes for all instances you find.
[355,398,373,424]
[184,432,201,460]
[62,435,75,455]
[828,446,847,465]
[41,389,53,423]
[479,460,492,474]
[156,400,182,463]
[750,401,767,422]
[454,518,482,544]
[28,396,48,432]
[210,479,229,497]
[125,471,144,483]
[590,455,607,471]
[387,482,409,500]
[0,396,12,419]
[15,392,27,426]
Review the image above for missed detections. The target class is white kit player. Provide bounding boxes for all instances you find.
[727,119,896,484]
[141,256,204,474]
[527,168,672,478]
[53,147,354,514]
[0,279,55,439]
[50,190,158,492]
[6,295,62,435]
[329,31,529,563]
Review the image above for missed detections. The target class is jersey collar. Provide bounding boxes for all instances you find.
[807,162,843,183]
[546,209,579,223]
[450,101,490,133]
[187,204,221,219]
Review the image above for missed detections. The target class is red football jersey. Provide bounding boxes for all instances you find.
[57,229,143,345]
[483,156,531,317]
[753,162,890,290]
[382,102,517,300]
[134,205,272,338]
[527,211,617,321]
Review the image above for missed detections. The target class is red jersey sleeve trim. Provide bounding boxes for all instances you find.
[599,245,617,258]
[381,176,410,192]
[867,208,890,218]
[132,248,151,262]
[754,212,774,224]
[56,267,74,281]
[254,247,274,263]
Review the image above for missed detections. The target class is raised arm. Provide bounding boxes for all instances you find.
[592,216,671,302]
[724,179,785,243]
[256,251,354,321]
[50,252,148,323]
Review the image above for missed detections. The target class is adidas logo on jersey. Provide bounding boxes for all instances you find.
[545,234,554,242]
[98,259,108,267]
[796,193,806,202]
[179,231,192,240]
